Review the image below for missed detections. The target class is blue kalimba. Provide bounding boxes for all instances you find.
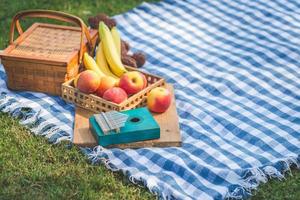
[89,107,160,147]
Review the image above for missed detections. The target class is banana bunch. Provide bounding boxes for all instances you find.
[111,27,121,56]
[99,22,127,77]
[95,43,119,80]
[83,22,126,84]
[83,52,105,77]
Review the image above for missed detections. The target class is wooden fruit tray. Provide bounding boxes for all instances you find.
[62,66,165,112]
[73,84,181,148]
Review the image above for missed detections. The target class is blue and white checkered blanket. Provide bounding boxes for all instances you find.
[1,0,300,199]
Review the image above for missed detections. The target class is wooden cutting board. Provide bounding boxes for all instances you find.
[73,84,181,148]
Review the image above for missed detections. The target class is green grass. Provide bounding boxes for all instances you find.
[251,170,300,200]
[0,0,158,48]
[0,0,299,199]
[0,112,154,200]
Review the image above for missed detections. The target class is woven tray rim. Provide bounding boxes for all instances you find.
[61,67,166,112]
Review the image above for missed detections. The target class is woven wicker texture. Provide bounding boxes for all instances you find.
[0,10,97,95]
[3,59,66,95]
[10,26,81,60]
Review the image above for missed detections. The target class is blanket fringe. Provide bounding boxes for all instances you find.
[83,146,299,200]
[82,146,181,200]
[226,156,300,199]
[0,92,71,144]
[1,90,299,200]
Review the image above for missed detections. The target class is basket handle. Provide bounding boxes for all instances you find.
[9,9,93,63]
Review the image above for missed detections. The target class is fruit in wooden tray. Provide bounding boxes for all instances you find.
[95,76,118,97]
[142,74,148,89]
[99,22,127,77]
[103,87,127,104]
[147,87,171,113]
[73,73,80,88]
[83,53,105,77]
[89,13,146,69]
[95,42,119,81]
[76,70,101,94]
[119,71,147,95]
[111,26,121,56]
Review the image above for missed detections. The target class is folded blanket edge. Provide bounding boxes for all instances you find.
[0,91,72,144]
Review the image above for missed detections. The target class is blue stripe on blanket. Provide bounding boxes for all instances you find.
[1,0,300,199]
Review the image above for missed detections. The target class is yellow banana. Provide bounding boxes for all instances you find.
[99,22,127,77]
[73,73,80,88]
[95,42,119,80]
[83,52,105,77]
[111,26,121,56]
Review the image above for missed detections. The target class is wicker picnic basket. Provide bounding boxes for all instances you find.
[62,66,165,112]
[0,10,98,95]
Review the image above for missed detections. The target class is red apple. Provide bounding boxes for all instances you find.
[142,74,147,89]
[103,87,127,104]
[95,76,118,97]
[147,87,171,113]
[77,70,101,94]
[119,71,147,95]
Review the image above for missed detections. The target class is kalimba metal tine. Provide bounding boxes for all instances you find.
[93,110,129,134]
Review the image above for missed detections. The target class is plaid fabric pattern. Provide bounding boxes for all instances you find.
[1,0,300,199]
